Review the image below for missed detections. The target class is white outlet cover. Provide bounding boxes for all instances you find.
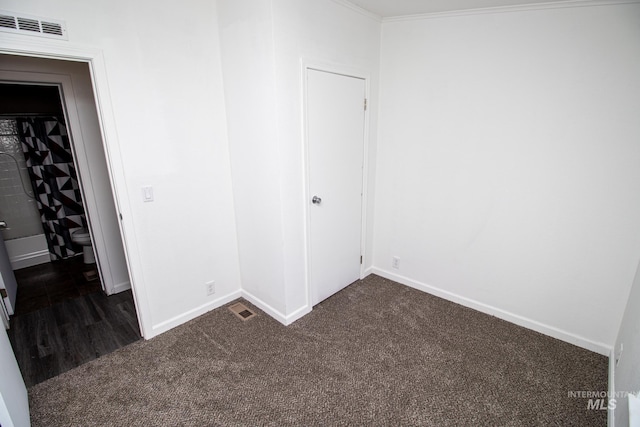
[392,257,400,269]
[206,281,215,295]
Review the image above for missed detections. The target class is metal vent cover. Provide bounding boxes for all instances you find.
[228,303,257,321]
[0,11,67,39]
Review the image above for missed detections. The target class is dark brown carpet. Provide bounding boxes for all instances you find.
[28,275,607,426]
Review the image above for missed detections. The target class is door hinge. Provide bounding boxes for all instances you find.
[119,213,123,220]
[360,255,363,264]
[364,98,367,111]
[0,288,7,299]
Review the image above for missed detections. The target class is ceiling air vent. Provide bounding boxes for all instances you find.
[41,21,64,36]
[0,11,67,40]
[17,17,40,32]
[0,14,17,30]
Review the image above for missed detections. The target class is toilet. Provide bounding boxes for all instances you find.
[71,228,95,264]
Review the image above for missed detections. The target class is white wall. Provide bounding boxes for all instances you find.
[614,259,640,427]
[218,0,380,321]
[375,3,640,352]
[4,0,635,360]
[0,0,242,337]
[217,0,287,315]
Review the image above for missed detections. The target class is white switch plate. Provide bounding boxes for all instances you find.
[142,186,154,202]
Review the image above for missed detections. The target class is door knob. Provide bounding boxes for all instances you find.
[312,196,322,205]
[0,221,6,230]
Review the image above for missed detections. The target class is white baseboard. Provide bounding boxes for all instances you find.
[148,288,312,340]
[609,348,615,427]
[283,303,313,325]
[363,266,375,277]
[241,290,287,324]
[371,267,612,356]
[112,281,131,294]
[241,290,311,326]
[149,290,242,338]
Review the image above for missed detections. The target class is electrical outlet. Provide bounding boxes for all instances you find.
[392,256,400,269]
[616,343,623,366]
[206,281,216,296]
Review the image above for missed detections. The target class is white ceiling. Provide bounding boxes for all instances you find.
[347,0,577,17]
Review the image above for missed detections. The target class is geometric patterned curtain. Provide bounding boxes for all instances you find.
[16,117,86,260]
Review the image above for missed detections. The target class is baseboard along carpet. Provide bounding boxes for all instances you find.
[28,275,607,426]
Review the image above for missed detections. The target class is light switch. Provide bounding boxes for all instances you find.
[142,186,154,202]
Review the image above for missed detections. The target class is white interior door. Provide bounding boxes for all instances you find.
[0,326,29,427]
[0,232,18,317]
[307,69,366,306]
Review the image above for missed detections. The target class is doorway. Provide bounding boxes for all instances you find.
[0,56,140,386]
[306,67,367,306]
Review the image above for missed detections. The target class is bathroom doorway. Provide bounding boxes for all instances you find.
[0,55,141,386]
[0,86,89,278]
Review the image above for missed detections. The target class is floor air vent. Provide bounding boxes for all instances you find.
[83,270,99,282]
[228,303,257,321]
[0,11,67,39]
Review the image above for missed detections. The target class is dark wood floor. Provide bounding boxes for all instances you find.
[7,257,141,387]
[12,256,103,315]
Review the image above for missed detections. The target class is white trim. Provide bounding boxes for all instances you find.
[150,290,242,338]
[153,288,311,331]
[382,0,640,22]
[303,59,372,83]
[111,280,131,295]
[609,348,616,427]
[359,74,372,280]
[241,290,312,326]
[283,303,313,325]
[0,297,9,329]
[330,0,382,22]
[301,59,372,310]
[301,62,312,316]
[241,290,286,324]
[372,267,612,355]
[0,35,149,339]
[363,266,375,277]
[0,247,10,324]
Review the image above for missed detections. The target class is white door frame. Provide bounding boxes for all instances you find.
[301,59,371,310]
[0,325,29,427]
[0,35,150,338]
[0,299,9,329]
